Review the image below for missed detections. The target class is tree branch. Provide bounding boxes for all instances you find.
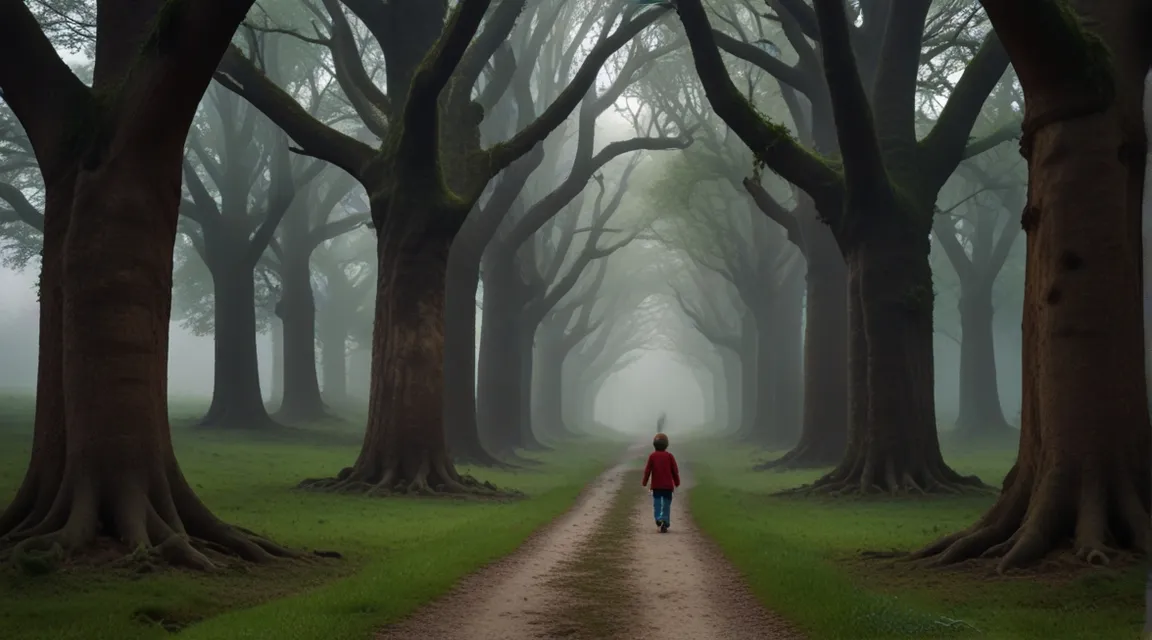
[308,212,371,249]
[0,1,91,180]
[485,7,670,181]
[215,46,376,178]
[742,177,803,252]
[449,0,527,109]
[506,133,692,250]
[396,0,492,185]
[673,0,841,207]
[0,181,44,232]
[809,0,891,200]
[918,32,1011,187]
[319,0,391,135]
[961,120,1021,160]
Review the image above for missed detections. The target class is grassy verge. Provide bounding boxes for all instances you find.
[544,469,641,639]
[0,394,619,640]
[683,442,1144,640]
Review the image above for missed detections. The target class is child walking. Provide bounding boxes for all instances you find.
[641,432,680,533]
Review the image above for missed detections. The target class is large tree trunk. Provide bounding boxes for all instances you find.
[301,211,490,495]
[953,280,1011,438]
[806,219,982,495]
[1,152,289,570]
[442,242,503,466]
[200,259,278,429]
[275,256,328,422]
[915,0,1149,568]
[475,256,527,455]
[762,226,849,469]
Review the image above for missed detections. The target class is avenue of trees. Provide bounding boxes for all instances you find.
[0,0,1147,576]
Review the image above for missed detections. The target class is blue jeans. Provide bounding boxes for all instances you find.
[652,489,674,526]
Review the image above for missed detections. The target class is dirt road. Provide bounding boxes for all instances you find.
[375,445,801,640]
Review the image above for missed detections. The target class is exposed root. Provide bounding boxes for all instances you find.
[753,442,843,471]
[1,475,297,573]
[911,466,1150,573]
[775,452,992,498]
[297,460,524,500]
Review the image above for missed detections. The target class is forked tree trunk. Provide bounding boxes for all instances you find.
[200,261,278,429]
[915,1,1150,567]
[275,257,328,423]
[761,228,848,469]
[300,210,489,495]
[807,219,983,495]
[954,281,1011,437]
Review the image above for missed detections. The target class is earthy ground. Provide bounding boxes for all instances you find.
[375,444,802,640]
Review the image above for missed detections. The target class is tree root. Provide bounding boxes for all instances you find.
[297,460,524,500]
[911,466,1149,573]
[775,452,993,498]
[754,442,844,471]
[1,475,298,573]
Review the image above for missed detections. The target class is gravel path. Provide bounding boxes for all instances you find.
[628,467,802,640]
[375,444,801,639]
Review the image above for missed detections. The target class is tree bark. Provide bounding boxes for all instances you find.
[275,256,328,422]
[200,258,278,429]
[915,0,1150,569]
[301,209,490,495]
[804,215,984,495]
[953,279,1012,437]
[761,224,849,468]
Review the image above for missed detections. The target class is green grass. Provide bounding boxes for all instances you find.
[0,394,619,640]
[684,442,1145,640]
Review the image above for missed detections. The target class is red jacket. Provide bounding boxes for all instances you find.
[642,451,680,491]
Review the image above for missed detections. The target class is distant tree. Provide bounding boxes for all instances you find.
[180,79,319,429]
[0,0,293,567]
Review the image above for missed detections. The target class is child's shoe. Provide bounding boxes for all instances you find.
[660,523,669,533]
[655,519,664,530]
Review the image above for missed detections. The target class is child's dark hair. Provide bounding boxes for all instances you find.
[653,433,669,451]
